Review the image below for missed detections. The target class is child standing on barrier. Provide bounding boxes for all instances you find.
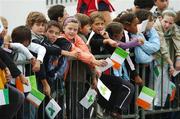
[153,9,180,107]
[89,12,134,119]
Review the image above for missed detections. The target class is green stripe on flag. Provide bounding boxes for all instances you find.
[30,75,37,90]
[3,89,9,104]
[115,47,129,58]
[31,88,45,101]
[141,86,156,97]
[153,66,159,77]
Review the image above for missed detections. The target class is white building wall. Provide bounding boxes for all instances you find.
[0,0,179,34]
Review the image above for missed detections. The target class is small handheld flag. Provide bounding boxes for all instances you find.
[110,47,128,69]
[26,88,45,108]
[97,79,111,101]
[45,98,61,119]
[80,88,97,109]
[0,89,9,106]
[136,86,156,110]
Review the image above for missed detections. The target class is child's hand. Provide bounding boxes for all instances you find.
[19,74,29,85]
[52,59,59,67]
[169,65,175,76]
[93,59,108,67]
[138,38,144,45]
[104,39,118,47]
[32,60,41,72]
[100,30,110,39]
[4,67,11,82]
[69,50,80,58]
[42,81,51,97]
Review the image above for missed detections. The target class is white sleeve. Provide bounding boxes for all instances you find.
[10,43,34,60]
[27,42,46,63]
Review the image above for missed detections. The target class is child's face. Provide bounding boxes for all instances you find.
[22,40,30,47]
[63,22,79,39]
[146,20,154,30]
[46,26,60,43]
[80,24,91,36]
[125,18,139,34]
[112,32,124,41]
[161,15,174,31]
[155,0,169,11]
[31,22,46,35]
[91,18,105,34]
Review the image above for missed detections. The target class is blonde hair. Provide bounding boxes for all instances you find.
[162,9,177,18]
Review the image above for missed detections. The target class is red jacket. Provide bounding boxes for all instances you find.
[77,0,114,16]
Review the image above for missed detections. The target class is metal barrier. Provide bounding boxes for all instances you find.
[46,0,77,6]
[14,56,180,119]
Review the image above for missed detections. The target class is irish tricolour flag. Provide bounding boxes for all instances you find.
[136,86,156,110]
[26,88,45,108]
[16,75,37,93]
[0,89,9,106]
[110,47,129,69]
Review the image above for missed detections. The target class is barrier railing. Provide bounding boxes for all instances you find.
[14,55,180,119]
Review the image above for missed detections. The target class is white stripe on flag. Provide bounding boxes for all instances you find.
[111,53,125,64]
[138,92,153,103]
[27,93,41,106]
[0,90,5,105]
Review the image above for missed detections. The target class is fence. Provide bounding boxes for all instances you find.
[13,54,180,119]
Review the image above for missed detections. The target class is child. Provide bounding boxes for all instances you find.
[75,13,91,44]
[106,22,143,81]
[89,12,134,118]
[47,4,69,33]
[153,9,180,106]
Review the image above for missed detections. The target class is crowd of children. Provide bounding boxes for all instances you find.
[0,0,180,119]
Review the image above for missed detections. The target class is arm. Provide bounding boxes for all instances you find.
[9,43,34,60]
[140,28,160,54]
[27,42,46,63]
[118,39,141,49]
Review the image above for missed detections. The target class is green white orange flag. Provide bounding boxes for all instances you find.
[136,86,156,110]
[110,47,129,69]
[26,88,45,108]
[45,98,61,119]
[79,88,97,109]
[0,89,9,106]
[97,79,111,101]
[16,75,37,93]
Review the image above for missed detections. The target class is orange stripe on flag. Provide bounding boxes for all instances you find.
[112,60,121,69]
[16,77,24,93]
[170,89,176,101]
[0,69,7,89]
[136,98,151,110]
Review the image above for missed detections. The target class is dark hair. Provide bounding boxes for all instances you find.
[106,22,124,38]
[11,25,31,43]
[46,20,61,31]
[135,9,153,23]
[48,5,65,21]
[113,11,137,25]
[75,13,90,28]
[134,0,154,9]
